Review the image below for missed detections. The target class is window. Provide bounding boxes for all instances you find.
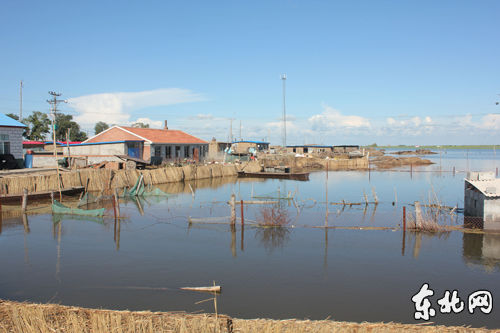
[304,147,308,153]
[0,134,10,154]
[165,146,171,158]
[154,146,161,157]
[184,145,190,158]
[175,146,181,157]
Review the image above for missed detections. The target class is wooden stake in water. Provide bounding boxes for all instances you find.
[240,199,244,225]
[415,201,423,229]
[403,206,406,231]
[114,188,120,219]
[21,188,28,213]
[325,163,329,227]
[230,194,236,225]
[371,187,378,204]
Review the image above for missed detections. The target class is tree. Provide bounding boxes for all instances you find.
[94,121,109,135]
[132,122,149,128]
[55,113,88,141]
[24,111,51,141]
[7,113,35,139]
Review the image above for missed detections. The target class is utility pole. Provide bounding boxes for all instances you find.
[229,118,235,143]
[239,120,242,141]
[281,73,287,148]
[19,80,23,121]
[47,91,67,201]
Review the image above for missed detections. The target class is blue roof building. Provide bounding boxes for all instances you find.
[0,113,27,165]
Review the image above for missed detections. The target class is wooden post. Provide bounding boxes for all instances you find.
[497,167,498,177]
[50,191,54,205]
[403,206,406,231]
[114,188,120,219]
[240,199,244,225]
[112,194,117,220]
[230,194,236,225]
[21,188,28,213]
[22,213,30,233]
[415,201,423,229]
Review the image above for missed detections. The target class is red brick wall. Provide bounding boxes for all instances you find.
[87,127,141,143]
[143,145,150,161]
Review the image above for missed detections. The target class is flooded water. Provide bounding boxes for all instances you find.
[1,149,499,328]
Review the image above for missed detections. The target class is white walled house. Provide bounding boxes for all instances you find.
[464,171,500,230]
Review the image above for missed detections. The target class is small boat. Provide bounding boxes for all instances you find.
[237,171,309,181]
[0,186,85,204]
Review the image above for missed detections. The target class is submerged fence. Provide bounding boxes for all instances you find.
[0,164,245,195]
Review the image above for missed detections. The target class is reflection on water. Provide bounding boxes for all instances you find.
[463,233,500,272]
[1,150,500,328]
[255,227,291,253]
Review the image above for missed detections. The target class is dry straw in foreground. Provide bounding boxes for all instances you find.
[0,299,496,333]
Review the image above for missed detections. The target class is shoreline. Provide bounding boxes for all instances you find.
[0,299,495,332]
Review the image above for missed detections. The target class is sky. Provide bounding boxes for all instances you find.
[1,0,499,145]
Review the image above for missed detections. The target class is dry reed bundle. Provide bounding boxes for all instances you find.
[222,165,237,177]
[195,165,212,180]
[182,165,195,181]
[1,299,492,333]
[211,164,223,178]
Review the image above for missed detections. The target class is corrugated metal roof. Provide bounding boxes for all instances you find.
[0,113,27,127]
[233,140,269,144]
[287,145,333,148]
[466,178,500,197]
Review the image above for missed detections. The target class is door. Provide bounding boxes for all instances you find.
[193,148,199,162]
[127,143,140,159]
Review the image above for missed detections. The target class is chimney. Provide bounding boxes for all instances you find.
[164,120,168,130]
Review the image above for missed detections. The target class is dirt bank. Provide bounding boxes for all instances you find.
[259,154,369,171]
[371,156,434,169]
[0,299,493,333]
[393,149,437,155]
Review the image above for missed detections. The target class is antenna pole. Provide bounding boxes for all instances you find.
[19,80,23,121]
[281,74,287,147]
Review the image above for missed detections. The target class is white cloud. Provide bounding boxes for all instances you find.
[308,104,371,131]
[67,88,205,127]
[480,114,500,130]
[134,117,164,128]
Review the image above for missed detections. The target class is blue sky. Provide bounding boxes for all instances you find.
[1,0,499,145]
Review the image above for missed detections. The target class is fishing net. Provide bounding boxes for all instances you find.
[52,200,105,217]
[77,192,113,207]
[120,176,170,198]
[142,188,170,197]
[252,190,293,200]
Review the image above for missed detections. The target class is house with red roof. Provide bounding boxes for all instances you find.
[80,122,208,164]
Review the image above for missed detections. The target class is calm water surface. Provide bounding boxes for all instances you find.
[1,149,499,328]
